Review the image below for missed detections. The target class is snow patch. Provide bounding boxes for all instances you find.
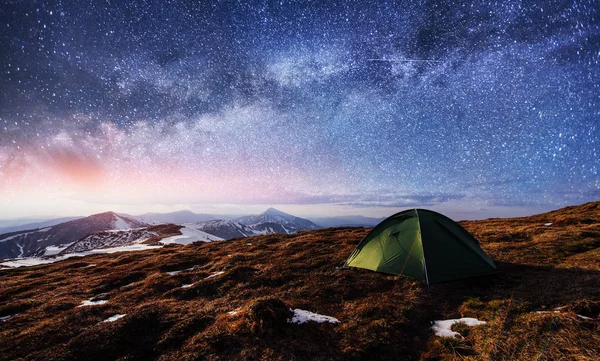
[78,299,108,307]
[180,284,194,288]
[577,314,593,320]
[205,271,224,279]
[288,309,340,324]
[1,244,161,268]
[544,222,553,226]
[160,227,223,245]
[102,314,126,323]
[166,266,195,275]
[44,244,73,256]
[87,244,161,254]
[0,231,33,243]
[0,314,17,322]
[431,317,487,338]
[0,254,85,268]
[16,243,24,257]
[113,215,132,230]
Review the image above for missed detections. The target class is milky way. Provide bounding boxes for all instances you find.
[0,1,598,219]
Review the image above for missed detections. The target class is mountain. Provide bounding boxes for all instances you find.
[0,212,148,259]
[185,220,258,240]
[58,224,180,254]
[135,210,220,225]
[307,215,385,228]
[0,202,598,360]
[0,217,83,235]
[57,224,222,254]
[234,207,320,234]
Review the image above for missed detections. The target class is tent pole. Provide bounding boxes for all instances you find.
[415,209,430,290]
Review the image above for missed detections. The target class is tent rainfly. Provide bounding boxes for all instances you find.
[345,209,496,285]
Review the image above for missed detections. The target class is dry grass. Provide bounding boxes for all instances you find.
[0,202,599,360]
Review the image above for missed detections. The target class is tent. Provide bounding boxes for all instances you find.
[345,209,496,285]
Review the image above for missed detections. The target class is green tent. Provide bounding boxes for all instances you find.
[345,209,496,285]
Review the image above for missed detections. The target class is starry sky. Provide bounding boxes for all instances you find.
[0,0,598,220]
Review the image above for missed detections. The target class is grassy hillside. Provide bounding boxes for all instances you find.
[1,202,599,360]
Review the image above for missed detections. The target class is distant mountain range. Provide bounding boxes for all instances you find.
[234,207,319,234]
[135,210,221,224]
[0,208,328,260]
[0,217,83,235]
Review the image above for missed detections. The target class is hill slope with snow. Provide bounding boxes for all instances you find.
[0,212,148,259]
[185,220,258,240]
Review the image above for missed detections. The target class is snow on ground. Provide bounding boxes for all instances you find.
[160,227,223,245]
[16,243,24,257]
[102,314,126,323]
[430,317,487,338]
[44,244,73,256]
[166,266,195,275]
[544,222,553,226]
[0,227,52,242]
[78,299,108,307]
[0,244,161,268]
[288,309,340,325]
[113,215,132,230]
[0,230,36,242]
[181,284,194,288]
[205,271,224,279]
[0,314,17,322]
[0,254,85,268]
[87,244,161,254]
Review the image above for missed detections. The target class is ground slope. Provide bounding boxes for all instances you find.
[0,202,598,361]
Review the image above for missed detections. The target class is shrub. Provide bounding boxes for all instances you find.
[246,297,293,335]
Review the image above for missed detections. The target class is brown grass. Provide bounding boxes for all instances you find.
[0,202,599,360]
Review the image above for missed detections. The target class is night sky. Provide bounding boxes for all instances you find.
[0,0,598,219]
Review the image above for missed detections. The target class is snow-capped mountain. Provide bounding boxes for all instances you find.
[0,212,148,259]
[185,220,258,240]
[234,208,320,234]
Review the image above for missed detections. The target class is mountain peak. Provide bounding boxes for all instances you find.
[263,207,290,216]
[233,208,319,235]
